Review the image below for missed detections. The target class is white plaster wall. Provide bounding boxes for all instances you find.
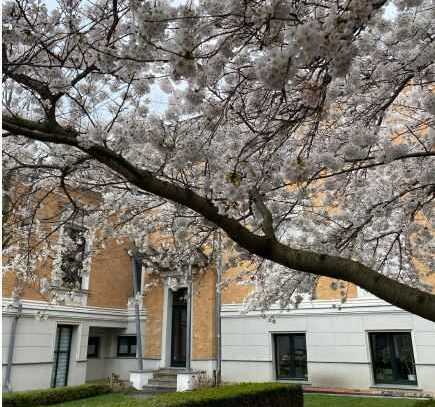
[222,361,273,382]
[103,358,159,379]
[3,364,53,391]
[308,363,372,388]
[86,358,107,381]
[2,316,57,365]
[1,313,145,390]
[191,359,216,373]
[67,324,87,386]
[85,327,107,381]
[221,305,435,392]
[2,316,57,391]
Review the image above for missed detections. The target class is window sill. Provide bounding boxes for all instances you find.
[277,379,312,385]
[370,384,422,391]
[50,286,89,294]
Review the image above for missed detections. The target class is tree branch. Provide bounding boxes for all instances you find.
[3,115,435,322]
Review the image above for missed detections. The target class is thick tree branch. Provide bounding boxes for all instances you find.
[3,115,435,322]
[252,193,276,240]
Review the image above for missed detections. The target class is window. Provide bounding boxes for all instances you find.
[117,336,137,357]
[51,325,73,387]
[274,333,308,380]
[369,332,417,385]
[87,336,100,358]
[61,225,86,290]
[132,255,142,295]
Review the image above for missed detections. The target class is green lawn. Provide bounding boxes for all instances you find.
[305,394,424,407]
[45,392,427,407]
[43,393,132,407]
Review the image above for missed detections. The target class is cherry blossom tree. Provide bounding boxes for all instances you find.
[2,0,435,320]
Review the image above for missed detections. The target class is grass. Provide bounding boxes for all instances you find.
[44,392,430,407]
[39,393,133,407]
[305,394,426,407]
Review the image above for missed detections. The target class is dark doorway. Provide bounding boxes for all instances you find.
[171,288,187,367]
[51,325,73,387]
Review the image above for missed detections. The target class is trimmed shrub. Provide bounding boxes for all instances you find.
[143,383,303,407]
[2,383,112,407]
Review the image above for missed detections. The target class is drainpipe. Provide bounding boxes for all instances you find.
[215,231,222,385]
[132,256,144,372]
[3,301,23,392]
[185,261,192,372]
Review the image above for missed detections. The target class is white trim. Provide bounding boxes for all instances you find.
[160,282,171,367]
[160,281,192,368]
[50,221,93,305]
[140,263,145,293]
[357,286,376,299]
[221,297,403,317]
[80,229,94,291]
[2,298,146,325]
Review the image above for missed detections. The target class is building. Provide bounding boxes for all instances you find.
[2,221,435,395]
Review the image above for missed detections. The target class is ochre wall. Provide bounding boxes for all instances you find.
[315,278,358,300]
[142,278,164,359]
[86,240,133,309]
[221,263,254,304]
[192,269,216,360]
[2,188,62,301]
[140,269,218,361]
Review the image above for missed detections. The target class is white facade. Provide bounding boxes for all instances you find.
[221,297,435,394]
[2,296,435,395]
[2,298,152,392]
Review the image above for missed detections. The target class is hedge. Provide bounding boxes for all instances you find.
[2,383,112,407]
[142,383,303,407]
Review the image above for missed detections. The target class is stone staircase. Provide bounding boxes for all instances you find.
[137,368,180,395]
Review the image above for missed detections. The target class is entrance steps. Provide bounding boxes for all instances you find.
[136,368,181,395]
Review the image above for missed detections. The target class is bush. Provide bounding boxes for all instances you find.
[143,383,303,407]
[2,383,112,407]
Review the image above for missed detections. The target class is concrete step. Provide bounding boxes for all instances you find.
[155,368,183,375]
[149,374,177,381]
[148,378,177,386]
[139,384,177,393]
[148,377,177,386]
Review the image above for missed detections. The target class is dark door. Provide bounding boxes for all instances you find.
[171,288,187,367]
[51,325,73,387]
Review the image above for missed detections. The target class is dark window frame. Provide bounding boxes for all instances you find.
[171,287,188,367]
[87,336,100,359]
[51,325,73,388]
[117,335,137,357]
[273,332,308,381]
[369,331,418,386]
[60,224,87,290]
[132,255,143,295]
